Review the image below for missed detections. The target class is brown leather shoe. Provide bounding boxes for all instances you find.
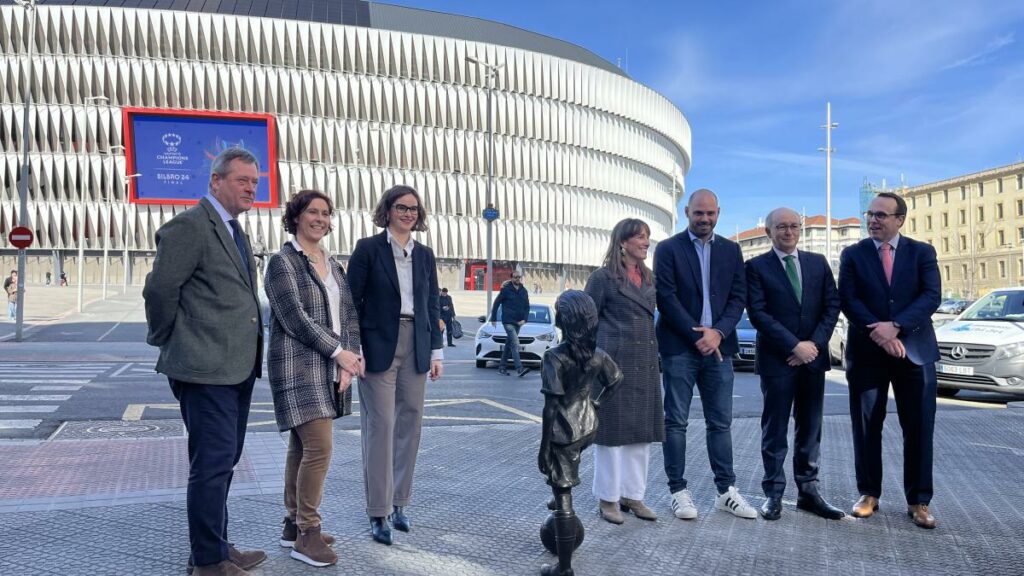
[851,495,879,518]
[281,517,337,548]
[908,504,937,529]
[227,545,267,571]
[620,498,658,521]
[192,560,250,576]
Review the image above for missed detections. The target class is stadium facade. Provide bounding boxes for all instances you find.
[0,0,691,292]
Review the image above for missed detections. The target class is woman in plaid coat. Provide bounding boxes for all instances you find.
[584,218,665,525]
[265,190,364,568]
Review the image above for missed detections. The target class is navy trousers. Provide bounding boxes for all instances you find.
[847,356,936,505]
[170,367,256,567]
[760,368,826,498]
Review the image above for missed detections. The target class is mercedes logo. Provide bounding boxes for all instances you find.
[950,345,967,360]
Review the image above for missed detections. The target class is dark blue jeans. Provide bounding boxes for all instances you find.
[170,370,255,567]
[662,348,736,494]
[501,323,523,371]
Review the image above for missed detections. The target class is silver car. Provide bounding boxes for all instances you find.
[933,288,1024,397]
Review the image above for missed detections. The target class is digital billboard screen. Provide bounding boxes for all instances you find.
[123,108,278,207]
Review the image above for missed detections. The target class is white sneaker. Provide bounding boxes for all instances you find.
[670,489,698,520]
[715,486,757,519]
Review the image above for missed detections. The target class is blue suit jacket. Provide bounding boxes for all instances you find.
[655,232,746,357]
[346,231,443,374]
[746,249,840,377]
[838,236,941,367]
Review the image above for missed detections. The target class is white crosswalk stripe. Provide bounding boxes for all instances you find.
[0,362,113,431]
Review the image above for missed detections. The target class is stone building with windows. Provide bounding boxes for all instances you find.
[731,214,862,269]
[899,161,1024,299]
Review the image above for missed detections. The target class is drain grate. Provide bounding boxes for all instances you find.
[52,419,186,440]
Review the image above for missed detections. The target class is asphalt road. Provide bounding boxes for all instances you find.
[1,312,1017,440]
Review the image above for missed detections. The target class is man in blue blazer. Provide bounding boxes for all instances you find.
[746,208,844,521]
[839,192,941,529]
[655,189,757,520]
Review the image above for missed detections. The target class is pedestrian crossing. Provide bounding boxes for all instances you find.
[0,362,113,432]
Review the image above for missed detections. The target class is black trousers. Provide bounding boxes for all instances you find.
[847,356,936,505]
[170,367,256,567]
[442,315,455,345]
[760,368,826,498]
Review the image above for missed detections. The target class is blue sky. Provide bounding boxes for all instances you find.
[386,0,1024,235]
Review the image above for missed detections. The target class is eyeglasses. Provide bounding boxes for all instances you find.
[512,275,522,280]
[392,203,419,215]
[773,224,800,232]
[864,210,904,221]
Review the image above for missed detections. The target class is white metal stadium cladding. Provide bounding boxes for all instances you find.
[0,2,691,283]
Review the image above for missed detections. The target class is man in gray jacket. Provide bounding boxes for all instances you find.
[144,147,266,576]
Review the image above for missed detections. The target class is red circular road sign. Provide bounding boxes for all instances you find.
[8,226,33,249]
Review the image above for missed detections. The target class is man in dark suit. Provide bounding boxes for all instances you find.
[144,148,266,576]
[439,287,456,347]
[746,207,844,521]
[839,191,941,529]
[655,189,756,520]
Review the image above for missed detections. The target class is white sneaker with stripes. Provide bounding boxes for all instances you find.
[715,486,757,519]
[670,489,698,520]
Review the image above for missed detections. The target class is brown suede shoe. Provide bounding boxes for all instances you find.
[599,500,625,524]
[619,498,658,521]
[280,517,337,548]
[188,546,265,575]
[908,504,937,529]
[291,525,338,567]
[851,495,879,518]
[192,560,250,576]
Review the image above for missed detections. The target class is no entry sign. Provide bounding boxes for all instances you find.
[8,226,33,249]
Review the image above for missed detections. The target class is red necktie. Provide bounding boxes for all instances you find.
[881,243,893,285]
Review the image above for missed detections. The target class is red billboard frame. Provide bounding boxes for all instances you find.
[122,107,279,208]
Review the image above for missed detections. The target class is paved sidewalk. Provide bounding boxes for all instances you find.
[2,404,1023,575]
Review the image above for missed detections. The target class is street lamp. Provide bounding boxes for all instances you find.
[122,173,140,292]
[13,0,39,342]
[78,94,108,311]
[466,54,505,313]
[818,102,838,270]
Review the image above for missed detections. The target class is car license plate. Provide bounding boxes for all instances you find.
[740,347,755,356]
[938,363,973,376]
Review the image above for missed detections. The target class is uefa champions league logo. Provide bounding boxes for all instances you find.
[162,133,182,151]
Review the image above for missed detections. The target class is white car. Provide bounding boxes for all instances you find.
[475,304,561,369]
[933,288,1024,397]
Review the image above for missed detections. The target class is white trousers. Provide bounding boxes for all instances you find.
[591,442,651,502]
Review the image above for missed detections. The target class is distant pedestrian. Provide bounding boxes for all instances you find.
[4,270,19,320]
[143,147,267,576]
[489,273,531,376]
[45,271,52,285]
[59,271,67,286]
[585,219,664,524]
[265,189,364,568]
[439,288,456,347]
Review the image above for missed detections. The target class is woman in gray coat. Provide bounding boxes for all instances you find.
[584,218,665,524]
[266,190,364,568]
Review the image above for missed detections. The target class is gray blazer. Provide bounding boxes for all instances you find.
[144,198,263,385]
[265,243,361,431]
[584,267,665,446]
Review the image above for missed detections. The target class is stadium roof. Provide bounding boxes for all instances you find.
[23,0,627,77]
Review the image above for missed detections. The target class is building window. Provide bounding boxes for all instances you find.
[942,212,949,227]
[962,264,969,279]
[1019,227,1024,242]
[943,189,949,203]
[978,232,986,249]
[998,229,1006,245]
[911,197,917,210]
[926,215,933,230]
[927,193,933,207]
[978,206,985,221]
[960,186,967,200]
[959,209,967,224]
[944,265,950,281]
[997,203,1004,219]
[1017,199,1023,216]
[1000,260,1007,278]
[960,235,968,250]
[979,182,985,196]
[942,237,950,253]
[980,262,987,279]
[998,178,1004,194]
[1020,259,1023,279]
[1018,174,1023,190]
[910,218,917,233]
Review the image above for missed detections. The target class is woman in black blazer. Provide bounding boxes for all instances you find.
[265,190,365,567]
[346,185,444,546]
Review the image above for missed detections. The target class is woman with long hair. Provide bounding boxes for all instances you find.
[584,218,664,524]
[346,184,444,546]
[265,189,364,567]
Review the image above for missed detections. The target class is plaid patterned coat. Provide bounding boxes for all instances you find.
[265,242,360,431]
[584,267,665,446]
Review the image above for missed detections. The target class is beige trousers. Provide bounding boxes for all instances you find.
[283,417,334,530]
[358,320,428,517]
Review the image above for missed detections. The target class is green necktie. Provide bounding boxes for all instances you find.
[784,255,801,303]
